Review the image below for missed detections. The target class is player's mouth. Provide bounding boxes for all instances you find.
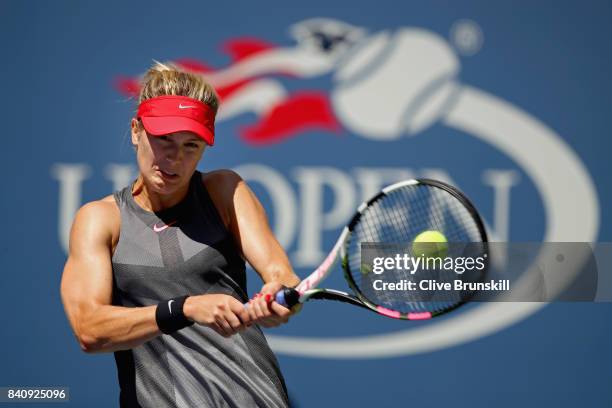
[157,169,180,181]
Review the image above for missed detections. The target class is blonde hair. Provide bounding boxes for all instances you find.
[138,61,219,113]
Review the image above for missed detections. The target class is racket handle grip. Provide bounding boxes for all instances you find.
[275,287,300,308]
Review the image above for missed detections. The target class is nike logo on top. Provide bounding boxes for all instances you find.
[178,104,196,109]
[153,221,177,232]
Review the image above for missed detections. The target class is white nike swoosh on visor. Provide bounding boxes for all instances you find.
[178,104,196,109]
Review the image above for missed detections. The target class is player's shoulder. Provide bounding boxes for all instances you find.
[200,169,244,200]
[200,170,243,226]
[73,195,120,234]
[201,169,243,186]
[68,196,120,254]
[79,194,119,214]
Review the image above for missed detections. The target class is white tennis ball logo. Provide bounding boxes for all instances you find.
[332,28,459,138]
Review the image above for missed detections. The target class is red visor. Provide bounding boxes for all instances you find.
[137,95,216,145]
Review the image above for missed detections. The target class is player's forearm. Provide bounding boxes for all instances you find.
[77,305,160,353]
[262,262,301,287]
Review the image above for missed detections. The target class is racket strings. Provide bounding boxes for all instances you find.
[346,183,486,314]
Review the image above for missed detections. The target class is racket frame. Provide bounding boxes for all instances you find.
[280,178,489,320]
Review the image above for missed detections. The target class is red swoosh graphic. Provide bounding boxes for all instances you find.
[240,92,342,145]
[222,37,277,62]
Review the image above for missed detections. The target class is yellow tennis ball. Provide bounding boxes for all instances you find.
[412,230,448,259]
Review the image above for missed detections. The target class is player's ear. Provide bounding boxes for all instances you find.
[131,118,142,147]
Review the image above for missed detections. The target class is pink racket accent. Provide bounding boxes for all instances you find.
[376,307,401,319]
[296,245,339,293]
[408,312,432,320]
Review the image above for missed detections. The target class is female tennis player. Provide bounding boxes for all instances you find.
[60,62,300,407]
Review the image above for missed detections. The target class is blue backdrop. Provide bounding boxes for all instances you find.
[1,1,611,406]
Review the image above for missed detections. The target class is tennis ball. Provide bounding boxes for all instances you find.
[412,230,448,259]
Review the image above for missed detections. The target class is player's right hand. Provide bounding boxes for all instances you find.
[183,294,251,337]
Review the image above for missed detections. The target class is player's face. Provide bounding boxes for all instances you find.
[132,121,206,195]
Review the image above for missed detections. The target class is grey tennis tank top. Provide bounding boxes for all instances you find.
[111,171,289,408]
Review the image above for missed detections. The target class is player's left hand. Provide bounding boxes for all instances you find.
[246,282,299,328]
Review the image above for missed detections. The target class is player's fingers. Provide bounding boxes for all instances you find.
[215,317,234,337]
[255,298,288,327]
[255,300,292,327]
[228,297,252,327]
[212,323,231,338]
[270,302,291,323]
[246,299,258,321]
[250,295,266,319]
[237,306,252,327]
[225,312,243,332]
[257,294,273,318]
[260,313,286,327]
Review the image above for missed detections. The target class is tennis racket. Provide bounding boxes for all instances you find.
[276,178,489,320]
